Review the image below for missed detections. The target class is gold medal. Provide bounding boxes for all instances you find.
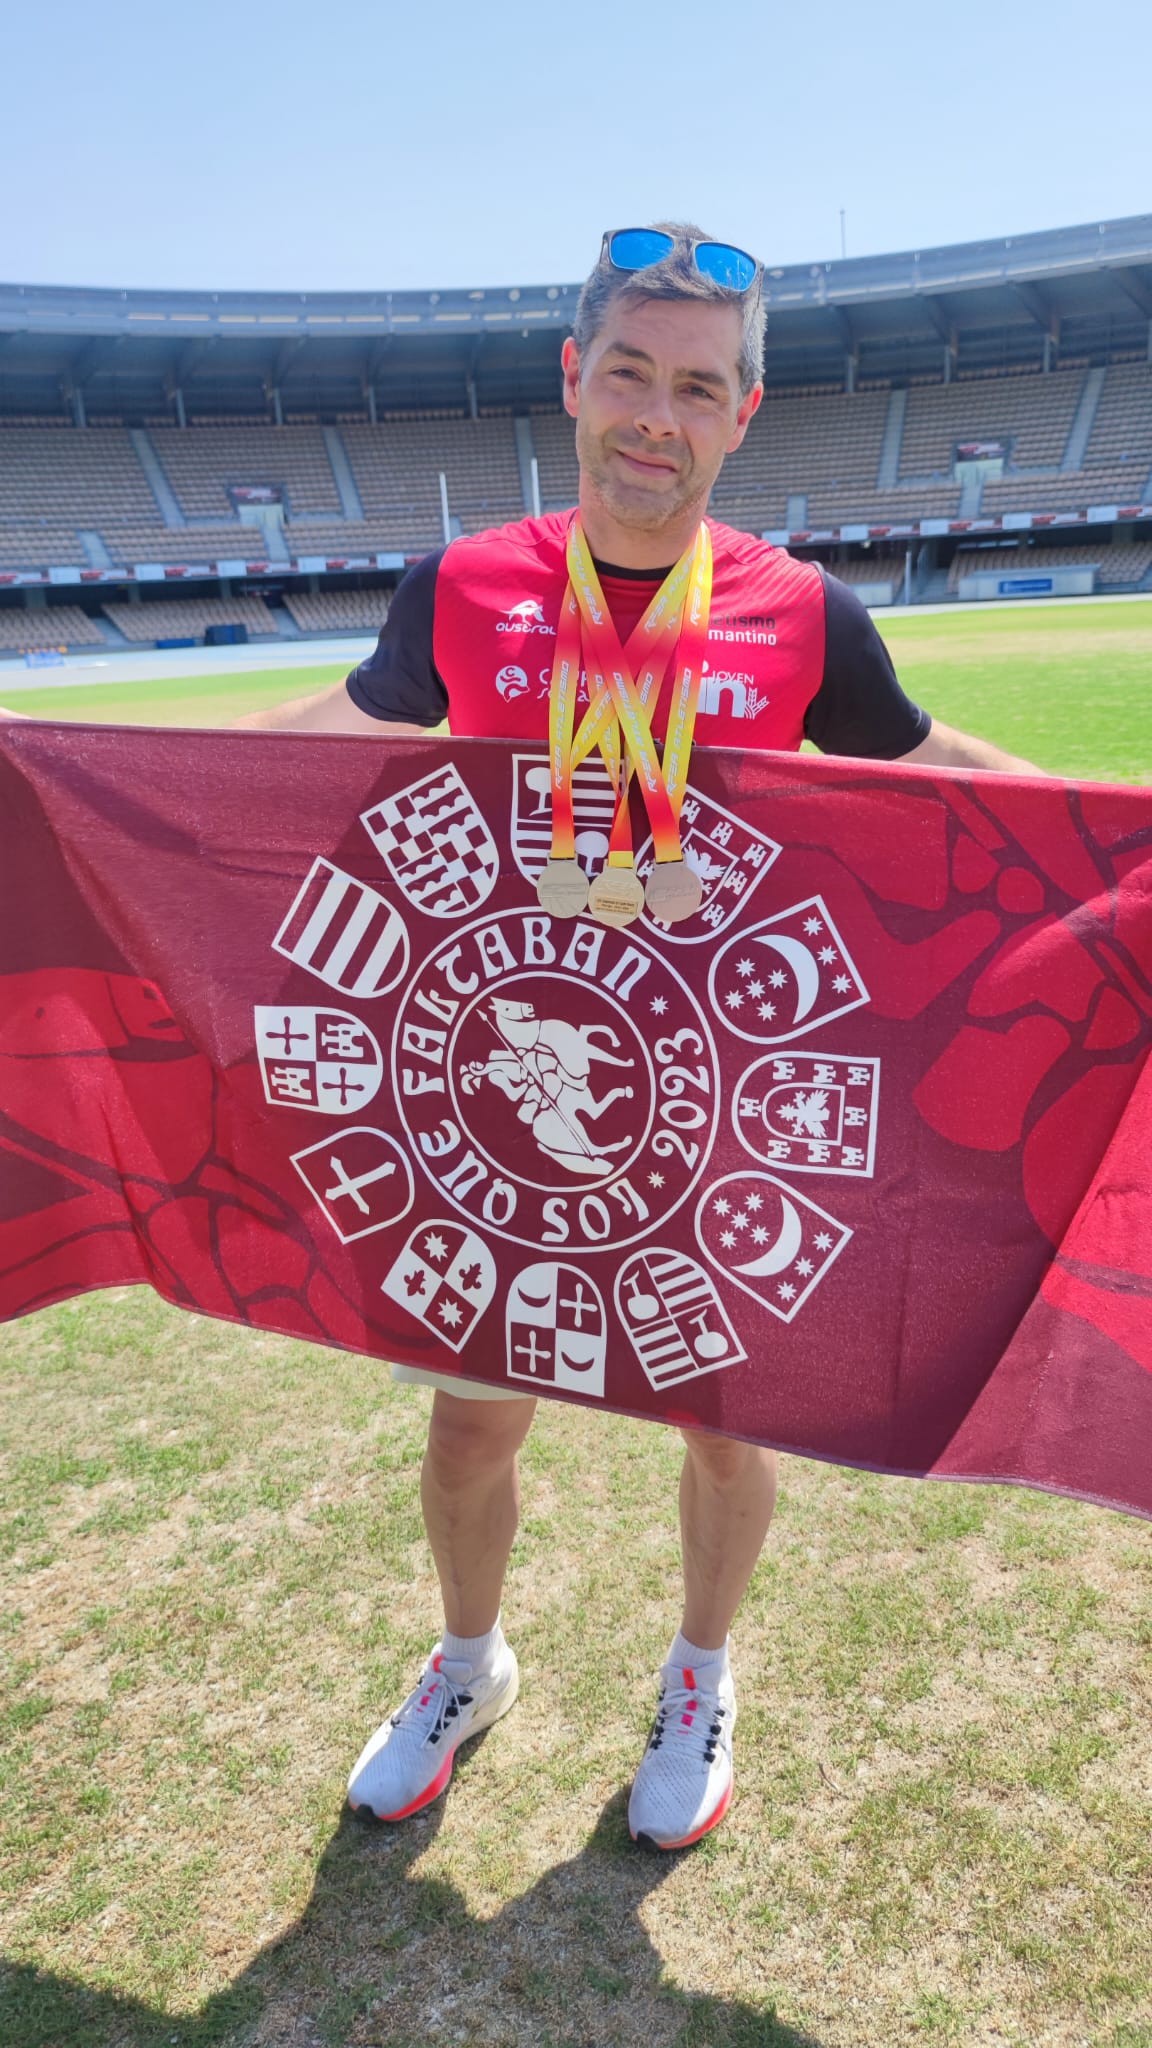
[535,858,589,919]
[644,859,703,925]
[587,867,646,929]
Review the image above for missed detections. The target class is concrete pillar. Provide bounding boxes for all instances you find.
[271,386,284,428]
[844,353,857,395]
[174,386,187,429]
[365,384,378,426]
[943,344,954,385]
[465,372,478,421]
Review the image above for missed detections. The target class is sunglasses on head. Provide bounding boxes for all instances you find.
[603,228,760,294]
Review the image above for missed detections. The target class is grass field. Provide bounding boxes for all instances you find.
[2,599,1151,2048]
[8,598,1152,784]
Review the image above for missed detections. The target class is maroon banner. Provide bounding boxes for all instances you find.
[2,722,1150,1516]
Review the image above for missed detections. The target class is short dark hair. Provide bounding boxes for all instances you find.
[571,221,766,399]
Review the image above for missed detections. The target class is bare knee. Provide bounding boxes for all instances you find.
[426,1391,536,1483]
[681,1428,777,1487]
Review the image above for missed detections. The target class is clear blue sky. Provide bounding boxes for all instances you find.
[6,0,1150,293]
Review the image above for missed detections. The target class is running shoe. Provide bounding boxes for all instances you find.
[347,1642,519,1821]
[627,1659,736,1850]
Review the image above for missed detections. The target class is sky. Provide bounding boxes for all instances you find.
[4,0,1150,295]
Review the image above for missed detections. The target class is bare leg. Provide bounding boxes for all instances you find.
[420,1391,537,1637]
[678,1431,778,1650]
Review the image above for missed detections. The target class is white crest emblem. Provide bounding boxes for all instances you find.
[291,1125,414,1241]
[381,1220,496,1352]
[361,765,499,919]
[695,1172,851,1321]
[733,1053,879,1176]
[509,751,617,888]
[709,898,869,1044]
[637,785,781,945]
[272,858,408,998]
[254,1007,384,1115]
[615,1247,746,1389]
[506,1261,607,1397]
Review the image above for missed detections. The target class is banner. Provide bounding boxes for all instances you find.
[2,723,1150,1517]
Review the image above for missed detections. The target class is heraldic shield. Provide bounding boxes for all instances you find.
[361,764,499,919]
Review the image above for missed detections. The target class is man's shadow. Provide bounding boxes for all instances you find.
[3,1739,827,2048]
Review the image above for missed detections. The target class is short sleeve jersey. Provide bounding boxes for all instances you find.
[347,511,929,760]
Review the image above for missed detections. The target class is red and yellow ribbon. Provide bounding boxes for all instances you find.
[545,517,713,876]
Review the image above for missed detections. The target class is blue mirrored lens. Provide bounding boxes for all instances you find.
[694,243,758,291]
[608,229,675,272]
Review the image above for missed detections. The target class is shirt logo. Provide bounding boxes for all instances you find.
[495,664,531,701]
[497,600,555,636]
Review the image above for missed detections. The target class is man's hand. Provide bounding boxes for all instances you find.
[899,718,1047,778]
[232,681,427,736]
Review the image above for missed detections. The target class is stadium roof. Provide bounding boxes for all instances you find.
[3,214,1151,418]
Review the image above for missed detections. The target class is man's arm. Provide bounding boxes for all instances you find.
[898,718,1046,778]
[809,573,1047,776]
[231,683,426,735]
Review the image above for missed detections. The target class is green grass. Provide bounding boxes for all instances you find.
[7,661,350,728]
[1,1291,1149,2048]
[876,597,1152,783]
[2,599,1152,2046]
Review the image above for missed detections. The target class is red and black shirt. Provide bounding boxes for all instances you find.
[347,512,929,759]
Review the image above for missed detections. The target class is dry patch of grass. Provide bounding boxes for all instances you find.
[1,1291,1150,2048]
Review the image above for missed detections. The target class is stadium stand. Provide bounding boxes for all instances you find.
[0,605,103,650]
[102,596,278,644]
[898,370,1084,479]
[822,555,906,598]
[148,424,342,520]
[282,590,390,634]
[0,424,166,562]
[94,527,278,566]
[2,224,1150,614]
[947,541,1152,591]
[531,414,580,513]
[717,388,896,531]
[277,523,397,557]
[339,419,524,544]
[982,363,1152,514]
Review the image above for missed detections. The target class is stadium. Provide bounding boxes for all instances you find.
[3,210,1152,656]
[3,197,1152,2048]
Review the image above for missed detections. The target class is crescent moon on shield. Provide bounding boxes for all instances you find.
[755,935,820,1022]
[734,1195,804,1277]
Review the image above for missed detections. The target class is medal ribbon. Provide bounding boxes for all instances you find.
[544,535,693,860]
[567,519,713,868]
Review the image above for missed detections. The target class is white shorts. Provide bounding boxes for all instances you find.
[390,1362,534,1403]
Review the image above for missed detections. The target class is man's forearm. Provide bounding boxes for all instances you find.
[900,718,1047,777]
[232,680,428,737]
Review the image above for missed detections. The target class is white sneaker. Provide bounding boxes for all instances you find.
[628,1658,736,1850]
[347,1642,519,1821]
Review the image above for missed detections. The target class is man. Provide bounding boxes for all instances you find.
[2,225,1040,1851]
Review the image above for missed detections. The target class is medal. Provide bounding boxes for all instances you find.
[644,859,703,924]
[587,867,646,928]
[536,858,589,918]
[542,518,714,931]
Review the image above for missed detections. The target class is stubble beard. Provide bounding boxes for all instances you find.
[575,417,712,538]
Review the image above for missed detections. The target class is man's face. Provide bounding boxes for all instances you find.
[562,294,761,536]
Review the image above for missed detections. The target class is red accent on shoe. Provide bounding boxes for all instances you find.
[366,1745,456,1823]
[432,1654,443,1672]
[682,1667,695,1688]
[631,1775,733,1852]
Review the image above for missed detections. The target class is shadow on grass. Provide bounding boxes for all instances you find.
[1,1754,825,2048]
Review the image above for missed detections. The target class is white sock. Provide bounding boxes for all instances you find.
[440,1618,506,1673]
[666,1629,730,1681]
